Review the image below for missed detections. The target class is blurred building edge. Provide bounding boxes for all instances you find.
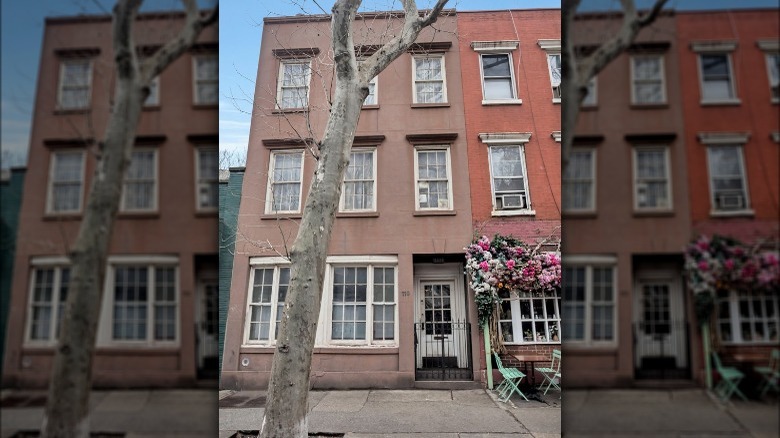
[565,8,778,389]
[218,166,244,381]
[1,11,219,389]
[1,167,27,369]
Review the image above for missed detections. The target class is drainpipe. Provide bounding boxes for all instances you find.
[702,323,712,389]
[484,322,493,389]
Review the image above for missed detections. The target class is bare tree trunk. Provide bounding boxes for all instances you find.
[42,2,217,437]
[260,1,448,436]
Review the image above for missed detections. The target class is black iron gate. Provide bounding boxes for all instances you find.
[633,320,691,380]
[414,321,472,381]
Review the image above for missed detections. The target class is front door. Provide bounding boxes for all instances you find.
[634,278,689,379]
[197,278,219,376]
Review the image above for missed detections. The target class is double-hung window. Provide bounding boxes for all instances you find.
[706,144,750,213]
[497,275,561,344]
[267,150,304,214]
[196,147,219,211]
[563,149,596,212]
[412,55,447,104]
[121,149,157,212]
[145,76,160,107]
[328,263,396,344]
[245,263,290,344]
[340,149,376,212]
[632,146,671,211]
[562,262,616,344]
[277,61,311,109]
[716,289,779,344]
[631,55,666,105]
[47,150,85,214]
[758,40,780,103]
[582,77,597,107]
[414,147,452,210]
[472,41,520,104]
[58,59,92,110]
[26,264,70,344]
[109,263,178,344]
[193,55,218,105]
[538,39,561,102]
[693,42,739,104]
[488,145,531,212]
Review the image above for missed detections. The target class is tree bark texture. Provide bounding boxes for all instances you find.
[259,1,449,437]
[42,2,217,437]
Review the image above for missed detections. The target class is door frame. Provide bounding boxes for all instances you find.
[195,272,219,372]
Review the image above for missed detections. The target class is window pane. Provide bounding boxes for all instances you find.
[482,54,510,77]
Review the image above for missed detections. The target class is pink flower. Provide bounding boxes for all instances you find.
[697,260,709,272]
[724,259,735,270]
[506,260,516,270]
[479,261,489,272]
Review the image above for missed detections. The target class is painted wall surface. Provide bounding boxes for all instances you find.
[2,13,218,388]
[219,167,244,375]
[1,168,26,367]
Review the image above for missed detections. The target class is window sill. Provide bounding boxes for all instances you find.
[709,209,754,218]
[192,103,218,110]
[413,209,456,216]
[562,210,597,218]
[117,211,160,219]
[633,209,675,217]
[700,98,741,106]
[195,209,218,217]
[552,98,561,104]
[336,211,379,218]
[482,99,522,105]
[491,209,535,217]
[361,105,380,110]
[271,107,308,114]
[54,108,90,115]
[630,103,669,109]
[43,213,82,221]
[261,213,302,220]
[411,103,450,108]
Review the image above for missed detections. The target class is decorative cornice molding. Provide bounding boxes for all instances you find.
[625,133,677,144]
[757,40,779,52]
[573,135,604,145]
[272,47,320,59]
[262,138,314,149]
[407,41,452,54]
[479,132,532,144]
[189,42,218,54]
[43,138,95,148]
[697,132,750,145]
[551,131,561,143]
[627,41,671,53]
[537,39,561,52]
[406,133,458,144]
[135,135,167,145]
[353,135,386,146]
[54,47,100,58]
[471,40,519,52]
[186,134,217,144]
[691,41,737,53]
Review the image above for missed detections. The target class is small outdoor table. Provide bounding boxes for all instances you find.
[512,354,548,388]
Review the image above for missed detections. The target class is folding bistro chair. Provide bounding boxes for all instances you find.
[711,352,748,402]
[536,349,561,395]
[754,349,780,397]
[492,351,528,402]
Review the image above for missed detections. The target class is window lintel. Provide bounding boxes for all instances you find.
[537,39,561,52]
[691,41,737,53]
[479,132,531,144]
[698,132,750,145]
[471,40,519,52]
[757,40,779,52]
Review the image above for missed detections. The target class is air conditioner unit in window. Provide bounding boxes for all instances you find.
[497,194,525,210]
[718,193,744,210]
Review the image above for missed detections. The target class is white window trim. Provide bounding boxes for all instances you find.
[242,262,291,346]
[97,258,180,348]
[265,150,305,214]
[195,146,218,212]
[538,39,562,103]
[764,52,779,104]
[696,52,741,105]
[477,52,522,105]
[630,55,667,105]
[24,264,70,346]
[413,145,454,211]
[498,283,562,345]
[144,76,160,107]
[411,54,448,104]
[632,146,673,212]
[563,263,619,348]
[705,144,753,216]
[192,54,218,105]
[275,59,312,110]
[563,148,597,214]
[551,131,561,143]
[339,147,377,213]
[487,144,534,216]
[46,150,86,215]
[57,59,93,110]
[120,148,159,213]
[582,76,598,107]
[717,290,780,345]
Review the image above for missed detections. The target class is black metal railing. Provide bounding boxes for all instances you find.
[414,321,472,381]
[633,320,691,380]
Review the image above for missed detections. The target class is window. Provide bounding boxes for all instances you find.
[699,53,737,102]
[145,76,160,107]
[57,59,92,109]
[364,74,378,105]
[497,281,561,344]
[277,61,311,109]
[488,145,531,211]
[340,149,376,212]
[633,146,671,211]
[547,53,562,101]
[766,53,779,102]
[582,77,597,107]
[716,289,779,344]
[706,145,750,212]
[631,55,666,104]
[47,151,85,214]
[196,147,218,210]
[121,149,157,212]
[267,151,304,213]
[412,55,447,104]
[414,147,452,210]
[245,265,290,343]
[110,264,177,343]
[562,264,616,344]
[26,266,70,343]
[193,55,218,104]
[563,149,595,212]
[329,265,396,343]
[480,53,517,101]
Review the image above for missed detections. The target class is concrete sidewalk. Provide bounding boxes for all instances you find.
[219,388,562,437]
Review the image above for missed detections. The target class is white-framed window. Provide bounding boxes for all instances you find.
[497,284,561,344]
[698,53,737,103]
[479,53,517,101]
[632,146,672,211]
[562,263,616,345]
[414,146,453,210]
[412,55,447,104]
[57,59,92,110]
[193,54,218,105]
[266,150,304,214]
[196,147,218,211]
[276,60,312,109]
[563,148,596,212]
[327,264,396,344]
[487,145,531,212]
[547,53,562,102]
[47,150,85,214]
[145,76,160,107]
[108,263,178,344]
[706,145,750,213]
[25,265,70,344]
[716,289,779,344]
[766,53,779,103]
[582,77,597,107]
[340,148,376,212]
[121,149,157,212]
[245,264,291,344]
[631,55,666,104]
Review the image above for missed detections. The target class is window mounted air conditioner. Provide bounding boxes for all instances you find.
[718,193,744,210]
[496,194,525,210]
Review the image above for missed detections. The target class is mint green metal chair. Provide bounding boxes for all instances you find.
[754,349,779,397]
[711,352,748,402]
[536,349,561,395]
[493,351,528,402]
